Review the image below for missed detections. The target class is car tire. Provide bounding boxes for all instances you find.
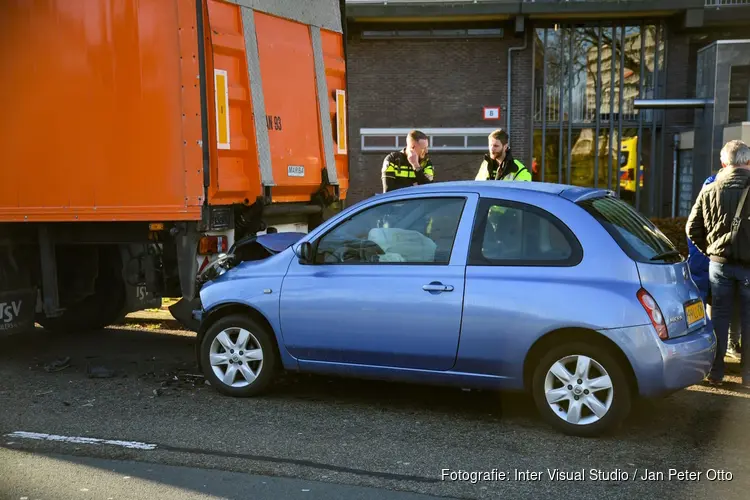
[531,341,632,437]
[200,314,279,397]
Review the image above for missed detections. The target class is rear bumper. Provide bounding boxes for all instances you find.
[603,323,716,398]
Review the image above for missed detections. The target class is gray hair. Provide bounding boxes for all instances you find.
[720,140,750,167]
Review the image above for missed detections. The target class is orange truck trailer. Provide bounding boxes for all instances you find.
[0,0,349,334]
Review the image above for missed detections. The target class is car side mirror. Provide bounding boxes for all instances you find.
[296,241,313,264]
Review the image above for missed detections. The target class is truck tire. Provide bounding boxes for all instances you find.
[37,247,126,334]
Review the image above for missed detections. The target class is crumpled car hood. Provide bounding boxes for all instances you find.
[253,232,306,253]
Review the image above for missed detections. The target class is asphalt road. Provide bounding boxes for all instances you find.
[1,321,749,500]
[0,447,445,500]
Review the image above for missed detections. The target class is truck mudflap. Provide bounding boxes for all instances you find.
[0,287,38,336]
[169,297,202,333]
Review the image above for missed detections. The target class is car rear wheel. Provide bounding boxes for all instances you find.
[532,342,631,437]
[200,314,279,397]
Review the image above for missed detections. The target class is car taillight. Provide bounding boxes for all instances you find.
[637,288,668,340]
[199,235,228,255]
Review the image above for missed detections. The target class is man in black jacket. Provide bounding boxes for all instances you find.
[687,139,750,386]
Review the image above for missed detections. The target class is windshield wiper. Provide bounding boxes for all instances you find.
[650,249,682,261]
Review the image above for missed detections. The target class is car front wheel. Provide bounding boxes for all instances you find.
[532,342,632,437]
[200,314,278,397]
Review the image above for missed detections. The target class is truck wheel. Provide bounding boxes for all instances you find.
[37,247,126,334]
[200,314,279,397]
[531,341,632,437]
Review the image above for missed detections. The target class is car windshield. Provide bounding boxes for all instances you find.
[577,195,682,264]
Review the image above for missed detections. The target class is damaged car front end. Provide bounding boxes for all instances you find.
[168,232,306,331]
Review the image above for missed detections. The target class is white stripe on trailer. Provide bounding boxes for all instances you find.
[5,431,157,450]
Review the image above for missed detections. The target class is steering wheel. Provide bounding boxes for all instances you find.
[332,240,384,263]
[360,239,385,262]
[332,246,358,262]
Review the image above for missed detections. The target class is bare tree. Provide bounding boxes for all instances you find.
[535,25,659,120]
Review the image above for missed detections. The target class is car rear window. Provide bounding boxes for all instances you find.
[577,196,682,263]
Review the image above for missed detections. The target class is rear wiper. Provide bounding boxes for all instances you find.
[650,250,681,261]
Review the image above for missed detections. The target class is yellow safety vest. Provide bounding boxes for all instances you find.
[476,158,531,182]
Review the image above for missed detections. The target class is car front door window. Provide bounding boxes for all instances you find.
[314,197,466,265]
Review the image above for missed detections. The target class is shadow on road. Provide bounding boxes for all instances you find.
[1,447,455,500]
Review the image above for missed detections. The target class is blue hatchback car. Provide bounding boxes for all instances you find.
[195,181,716,436]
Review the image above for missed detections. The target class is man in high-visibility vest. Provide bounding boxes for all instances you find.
[381,130,435,193]
[380,130,434,233]
[475,129,531,182]
[475,129,529,239]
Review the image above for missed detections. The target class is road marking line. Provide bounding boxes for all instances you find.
[5,431,439,483]
[5,431,157,450]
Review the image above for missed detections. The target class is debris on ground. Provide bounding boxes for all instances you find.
[159,372,205,390]
[43,357,71,373]
[138,364,206,394]
[86,365,117,379]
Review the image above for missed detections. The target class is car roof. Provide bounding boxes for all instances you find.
[382,181,611,203]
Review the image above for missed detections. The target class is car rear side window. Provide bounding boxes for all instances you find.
[577,196,682,263]
[468,198,582,267]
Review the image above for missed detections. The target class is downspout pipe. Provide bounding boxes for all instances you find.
[506,23,528,138]
[672,133,680,218]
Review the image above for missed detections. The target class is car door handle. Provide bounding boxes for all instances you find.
[422,282,454,292]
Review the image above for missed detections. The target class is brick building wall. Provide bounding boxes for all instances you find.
[345,25,534,205]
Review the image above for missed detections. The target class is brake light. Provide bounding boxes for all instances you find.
[637,288,668,340]
[199,235,228,255]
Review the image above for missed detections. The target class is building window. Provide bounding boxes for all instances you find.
[431,136,466,149]
[361,28,504,40]
[362,136,397,150]
[705,1,750,6]
[531,23,667,215]
[359,128,496,152]
[532,24,665,126]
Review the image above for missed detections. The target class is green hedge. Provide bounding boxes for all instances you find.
[650,217,689,257]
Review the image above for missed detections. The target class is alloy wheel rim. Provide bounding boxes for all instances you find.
[209,327,264,388]
[544,354,614,426]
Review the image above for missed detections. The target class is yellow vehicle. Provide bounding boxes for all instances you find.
[619,136,644,192]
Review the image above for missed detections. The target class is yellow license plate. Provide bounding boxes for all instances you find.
[685,301,705,325]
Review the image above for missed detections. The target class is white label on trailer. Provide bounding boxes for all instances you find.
[287,165,305,177]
